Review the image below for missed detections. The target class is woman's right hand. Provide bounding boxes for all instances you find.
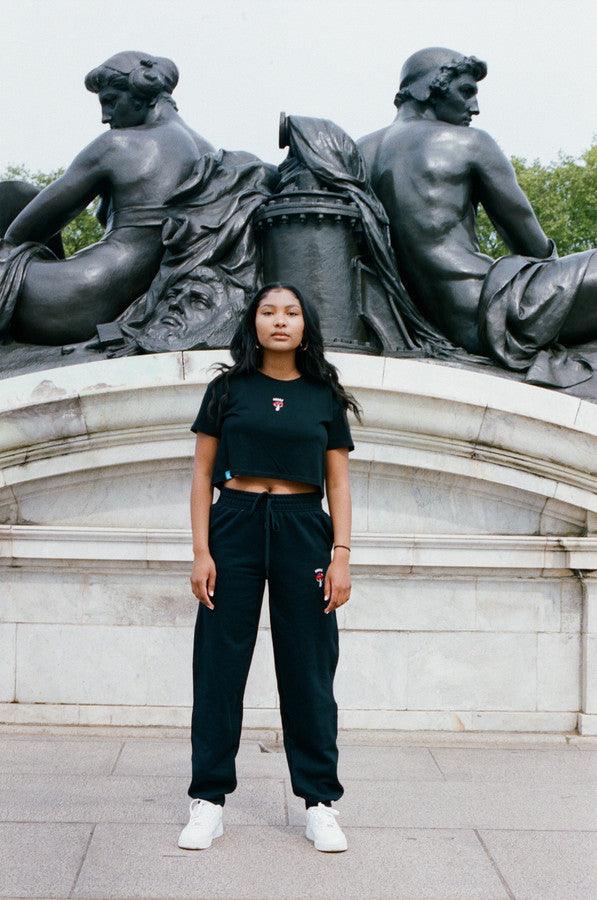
[190,553,217,610]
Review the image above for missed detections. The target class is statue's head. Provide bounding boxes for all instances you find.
[84,51,179,128]
[395,47,487,126]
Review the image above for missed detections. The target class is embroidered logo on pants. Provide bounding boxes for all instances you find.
[272,397,284,411]
[314,568,324,587]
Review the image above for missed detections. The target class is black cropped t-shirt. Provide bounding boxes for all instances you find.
[190,370,355,498]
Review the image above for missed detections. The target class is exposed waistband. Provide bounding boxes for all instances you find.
[217,485,322,511]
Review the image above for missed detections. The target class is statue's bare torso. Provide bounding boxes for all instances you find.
[91,116,214,210]
[358,115,551,353]
[360,120,495,351]
[5,106,215,345]
[356,49,597,362]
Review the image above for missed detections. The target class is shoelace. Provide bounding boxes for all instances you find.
[309,806,341,828]
[190,799,217,822]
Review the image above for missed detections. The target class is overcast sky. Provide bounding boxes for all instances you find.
[1,0,595,173]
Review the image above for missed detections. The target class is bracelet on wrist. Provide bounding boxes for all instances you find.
[333,544,351,552]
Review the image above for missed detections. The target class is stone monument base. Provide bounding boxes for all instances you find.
[1,352,596,734]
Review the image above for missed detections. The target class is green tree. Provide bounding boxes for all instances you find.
[476,142,597,258]
[1,164,104,256]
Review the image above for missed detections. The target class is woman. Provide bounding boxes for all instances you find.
[178,282,361,853]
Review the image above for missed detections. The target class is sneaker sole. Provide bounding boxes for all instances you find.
[305,827,348,852]
[178,821,224,850]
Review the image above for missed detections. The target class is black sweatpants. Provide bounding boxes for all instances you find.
[188,485,344,809]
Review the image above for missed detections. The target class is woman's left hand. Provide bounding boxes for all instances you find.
[323,557,351,614]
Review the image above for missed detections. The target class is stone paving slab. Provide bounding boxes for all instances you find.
[285,778,597,831]
[0,774,286,825]
[0,737,122,775]
[276,743,446,781]
[72,822,506,899]
[0,822,92,898]
[112,738,444,782]
[114,738,289,778]
[478,829,597,900]
[430,747,597,782]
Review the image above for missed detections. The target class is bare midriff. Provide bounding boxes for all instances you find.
[224,475,318,494]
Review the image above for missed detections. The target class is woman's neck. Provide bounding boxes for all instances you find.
[259,353,301,380]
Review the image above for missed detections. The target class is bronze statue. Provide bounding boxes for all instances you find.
[1,47,596,398]
[0,51,215,345]
[358,47,597,388]
[80,148,278,357]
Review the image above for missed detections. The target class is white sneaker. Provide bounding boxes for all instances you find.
[178,798,224,850]
[305,803,348,852]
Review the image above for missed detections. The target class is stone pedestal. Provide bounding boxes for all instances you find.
[1,352,596,733]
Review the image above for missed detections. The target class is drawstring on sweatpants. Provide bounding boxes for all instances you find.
[246,491,281,577]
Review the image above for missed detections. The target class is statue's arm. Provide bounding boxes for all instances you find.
[472,131,552,257]
[5,137,109,245]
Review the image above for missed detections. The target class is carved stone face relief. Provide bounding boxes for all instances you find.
[133,268,244,353]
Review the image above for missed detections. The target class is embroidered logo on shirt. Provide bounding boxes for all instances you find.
[272,396,284,412]
[314,568,324,587]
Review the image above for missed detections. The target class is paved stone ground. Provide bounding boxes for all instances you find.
[0,724,596,899]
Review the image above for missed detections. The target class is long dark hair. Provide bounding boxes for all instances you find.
[203,282,363,428]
